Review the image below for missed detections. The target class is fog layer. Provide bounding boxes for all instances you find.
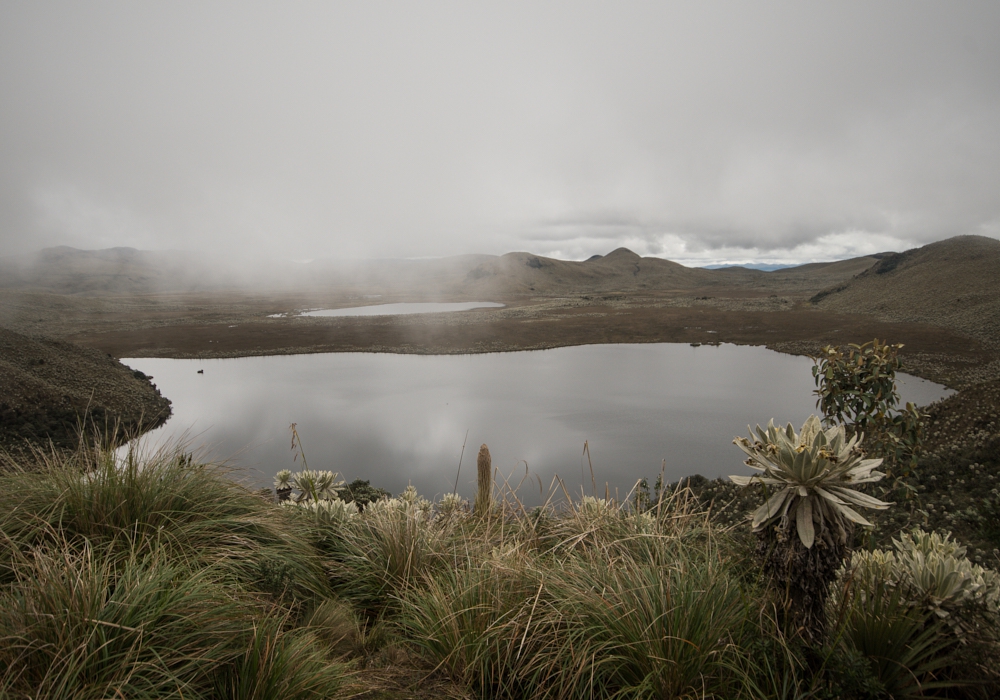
[2,2,999,265]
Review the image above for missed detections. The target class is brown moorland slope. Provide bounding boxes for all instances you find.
[811,235,1000,348]
[0,327,171,451]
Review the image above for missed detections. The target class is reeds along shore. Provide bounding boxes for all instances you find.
[1,441,998,699]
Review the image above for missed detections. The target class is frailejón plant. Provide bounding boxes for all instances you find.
[731,415,891,639]
[731,415,891,550]
[272,468,345,504]
[843,529,1000,641]
[274,468,294,502]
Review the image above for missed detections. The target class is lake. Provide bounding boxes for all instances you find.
[122,343,952,504]
[302,301,505,317]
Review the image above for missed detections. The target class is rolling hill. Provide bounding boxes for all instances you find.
[0,246,207,295]
[457,247,884,297]
[811,235,1000,347]
[1,244,883,299]
[458,247,720,295]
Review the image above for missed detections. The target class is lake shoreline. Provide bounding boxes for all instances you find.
[121,344,953,504]
[65,299,992,390]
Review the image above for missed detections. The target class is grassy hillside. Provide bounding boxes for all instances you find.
[812,235,1000,348]
[0,327,171,451]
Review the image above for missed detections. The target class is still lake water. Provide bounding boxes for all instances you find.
[301,301,505,317]
[123,344,952,504]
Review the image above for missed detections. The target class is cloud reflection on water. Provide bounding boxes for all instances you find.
[123,344,952,505]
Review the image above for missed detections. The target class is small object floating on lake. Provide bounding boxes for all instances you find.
[197,369,204,374]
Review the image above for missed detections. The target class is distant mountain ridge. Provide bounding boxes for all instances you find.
[0,244,883,297]
[458,247,886,296]
[459,247,720,295]
[702,263,794,271]
[0,246,205,295]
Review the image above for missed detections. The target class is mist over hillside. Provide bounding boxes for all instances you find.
[0,244,883,299]
[3,235,997,368]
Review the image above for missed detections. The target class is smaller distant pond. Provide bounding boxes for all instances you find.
[301,302,505,317]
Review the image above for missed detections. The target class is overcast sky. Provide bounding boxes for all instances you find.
[2,2,999,266]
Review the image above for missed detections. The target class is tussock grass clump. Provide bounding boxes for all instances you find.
[216,619,348,700]
[0,537,347,699]
[0,443,329,601]
[0,444,348,699]
[549,556,748,698]
[0,540,243,697]
[399,545,546,697]
[318,485,454,613]
[399,489,756,699]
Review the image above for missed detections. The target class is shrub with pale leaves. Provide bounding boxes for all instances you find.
[842,529,1000,640]
[577,495,615,520]
[436,492,468,520]
[400,484,432,514]
[272,469,344,503]
[307,498,358,526]
[731,415,890,548]
[365,487,433,523]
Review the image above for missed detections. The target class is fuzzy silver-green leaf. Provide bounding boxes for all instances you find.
[729,416,890,548]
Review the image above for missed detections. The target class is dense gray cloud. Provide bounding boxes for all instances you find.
[1,1,998,265]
